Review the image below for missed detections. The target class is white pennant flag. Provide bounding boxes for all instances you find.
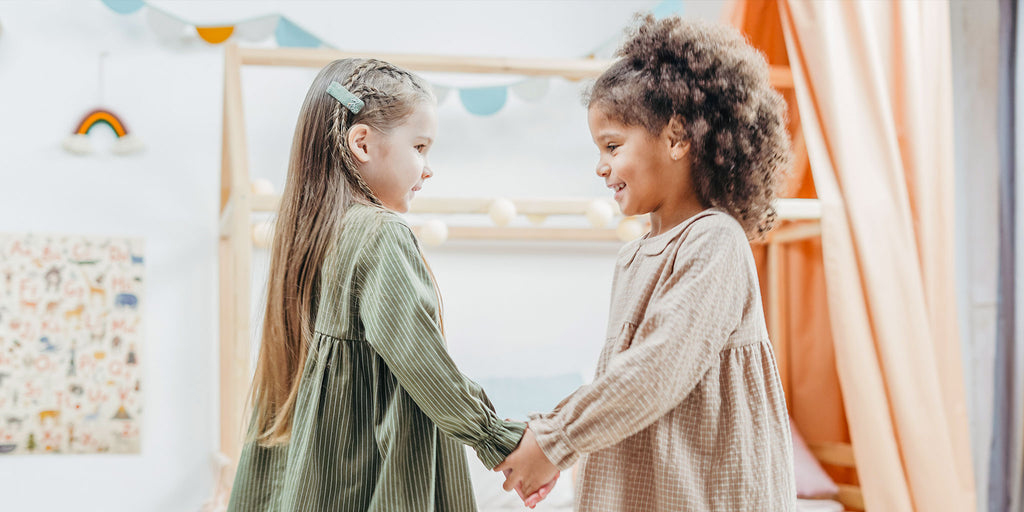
[234,15,279,42]
[145,6,188,42]
[510,78,550,102]
[431,84,451,105]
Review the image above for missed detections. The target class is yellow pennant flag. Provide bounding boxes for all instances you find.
[196,25,234,44]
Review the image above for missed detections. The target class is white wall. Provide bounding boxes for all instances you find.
[0,1,1000,511]
[950,2,1000,511]
[0,4,225,511]
[0,2,726,511]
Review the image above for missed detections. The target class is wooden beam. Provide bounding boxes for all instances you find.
[248,194,820,243]
[769,65,794,89]
[410,225,622,242]
[774,198,821,220]
[766,241,790,408]
[809,441,864,511]
[837,484,866,511]
[239,47,611,80]
[768,221,822,244]
[409,197,613,216]
[786,116,810,197]
[808,441,857,468]
[225,48,250,200]
[251,194,820,221]
[220,43,252,467]
[220,79,232,210]
[728,0,751,29]
[236,46,795,88]
[251,194,617,216]
[219,197,234,239]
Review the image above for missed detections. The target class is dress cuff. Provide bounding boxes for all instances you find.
[527,417,580,470]
[473,416,527,469]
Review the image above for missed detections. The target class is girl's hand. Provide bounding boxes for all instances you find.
[495,428,560,502]
[503,469,558,508]
[525,472,559,508]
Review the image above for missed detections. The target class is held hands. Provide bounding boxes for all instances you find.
[503,469,558,509]
[496,427,560,509]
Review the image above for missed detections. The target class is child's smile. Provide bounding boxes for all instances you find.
[608,181,626,201]
[588,106,671,217]
[588,106,704,235]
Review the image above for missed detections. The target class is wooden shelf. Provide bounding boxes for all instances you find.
[411,225,621,242]
[237,47,794,88]
[243,194,819,244]
[249,193,819,219]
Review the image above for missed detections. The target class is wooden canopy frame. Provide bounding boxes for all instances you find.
[217,42,835,504]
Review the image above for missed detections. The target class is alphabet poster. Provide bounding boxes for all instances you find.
[0,234,144,454]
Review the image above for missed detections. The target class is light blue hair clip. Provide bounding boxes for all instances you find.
[327,81,364,114]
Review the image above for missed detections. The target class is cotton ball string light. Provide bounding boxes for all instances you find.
[488,198,517,227]
[526,214,547,226]
[585,199,614,228]
[252,220,275,249]
[616,218,645,242]
[605,198,621,216]
[250,178,275,196]
[419,219,448,247]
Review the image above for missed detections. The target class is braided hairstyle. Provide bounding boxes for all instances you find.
[587,15,791,238]
[328,58,433,207]
[251,58,434,445]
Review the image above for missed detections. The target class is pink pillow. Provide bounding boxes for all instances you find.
[790,417,840,499]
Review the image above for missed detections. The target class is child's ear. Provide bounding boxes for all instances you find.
[664,116,690,161]
[348,124,372,163]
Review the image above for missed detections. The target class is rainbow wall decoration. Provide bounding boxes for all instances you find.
[62,108,144,156]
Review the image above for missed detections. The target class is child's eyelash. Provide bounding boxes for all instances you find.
[607,144,619,152]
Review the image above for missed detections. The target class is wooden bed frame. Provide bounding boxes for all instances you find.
[766,221,864,510]
[217,44,859,511]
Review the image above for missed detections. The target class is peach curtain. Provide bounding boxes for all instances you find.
[774,1,975,510]
[731,0,853,486]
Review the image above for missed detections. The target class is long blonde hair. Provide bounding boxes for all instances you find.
[250,58,433,446]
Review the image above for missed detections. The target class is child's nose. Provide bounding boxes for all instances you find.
[422,166,433,179]
[596,164,611,178]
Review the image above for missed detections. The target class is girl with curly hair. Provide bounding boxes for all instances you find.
[498,15,796,511]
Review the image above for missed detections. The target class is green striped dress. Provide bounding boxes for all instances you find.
[228,203,526,512]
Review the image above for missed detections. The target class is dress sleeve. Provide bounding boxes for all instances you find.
[358,218,524,469]
[467,378,497,413]
[529,222,750,469]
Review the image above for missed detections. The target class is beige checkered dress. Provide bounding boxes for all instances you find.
[530,210,796,511]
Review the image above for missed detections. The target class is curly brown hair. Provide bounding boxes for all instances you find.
[587,15,791,238]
